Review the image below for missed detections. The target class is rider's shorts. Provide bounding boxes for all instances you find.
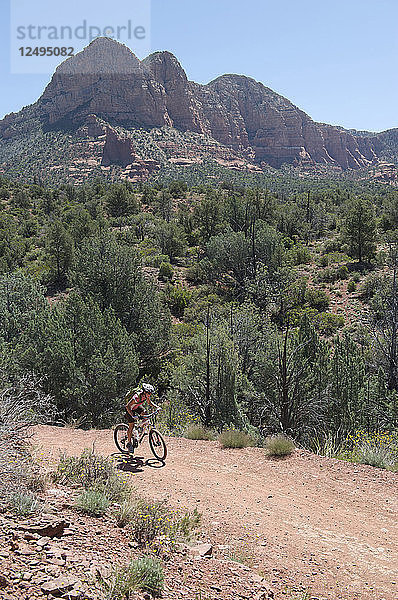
[125,406,145,423]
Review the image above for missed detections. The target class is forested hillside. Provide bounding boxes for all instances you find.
[1,173,397,459]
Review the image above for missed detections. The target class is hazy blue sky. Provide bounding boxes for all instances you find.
[1,0,397,131]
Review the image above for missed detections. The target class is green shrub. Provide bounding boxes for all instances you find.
[351,271,361,283]
[321,239,342,254]
[128,557,164,595]
[100,558,164,598]
[305,288,330,311]
[54,450,127,502]
[289,244,311,265]
[288,307,318,328]
[158,261,173,280]
[347,280,356,293]
[376,250,388,266]
[184,425,215,441]
[129,498,200,549]
[218,429,254,449]
[76,487,110,516]
[165,284,192,317]
[152,254,170,268]
[319,254,329,267]
[346,430,398,469]
[55,450,114,487]
[0,187,10,200]
[359,272,388,300]
[358,445,395,469]
[158,396,201,436]
[186,261,206,284]
[319,250,351,265]
[316,266,335,283]
[129,499,169,545]
[317,263,349,283]
[315,312,345,336]
[175,508,201,541]
[265,435,295,457]
[115,498,136,528]
[9,491,42,516]
[337,264,349,279]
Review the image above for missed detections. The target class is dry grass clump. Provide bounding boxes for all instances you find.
[265,434,295,457]
[54,450,131,517]
[76,487,111,517]
[0,373,56,509]
[9,490,43,516]
[54,449,128,502]
[99,557,164,598]
[183,425,215,440]
[0,373,56,428]
[126,498,200,550]
[218,429,254,449]
[358,445,395,469]
[0,426,43,509]
[115,498,137,528]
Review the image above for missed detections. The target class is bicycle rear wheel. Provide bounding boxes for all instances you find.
[148,428,167,461]
[114,423,129,453]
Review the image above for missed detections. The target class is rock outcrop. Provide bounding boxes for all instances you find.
[101,127,136,167]
[143,51,204,134]
[100,125,160,179]
[76,114,105,138]
[0,37,396,170]
[38,37,172,130]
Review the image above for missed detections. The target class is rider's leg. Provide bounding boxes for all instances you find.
[127,422,134,443]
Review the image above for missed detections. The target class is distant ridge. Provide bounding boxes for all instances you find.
[0,37,397,180]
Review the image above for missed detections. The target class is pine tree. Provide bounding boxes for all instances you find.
[342,198,376,263]
[45,221,74,286]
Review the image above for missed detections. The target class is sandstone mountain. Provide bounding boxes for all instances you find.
[0,37,396,180]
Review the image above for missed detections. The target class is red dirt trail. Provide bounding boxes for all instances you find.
[32,426,398,600]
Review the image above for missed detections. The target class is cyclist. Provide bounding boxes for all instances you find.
[125,383,158,452]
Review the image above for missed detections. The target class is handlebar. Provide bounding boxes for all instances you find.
[138,408,161,419]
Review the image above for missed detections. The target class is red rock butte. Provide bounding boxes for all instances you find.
[0,37,395,170]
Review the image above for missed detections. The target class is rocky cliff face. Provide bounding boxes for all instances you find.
[142,52,204,134]
[101,126,136,167]
[101,126,160,178]
[0,37,395,170]
[38,38,172,130]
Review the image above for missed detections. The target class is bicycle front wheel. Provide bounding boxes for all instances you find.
[148,429,167,461]
[114,423,129,454]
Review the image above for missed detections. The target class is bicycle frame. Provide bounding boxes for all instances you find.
[114,407,167,459]
[132,410,159,443]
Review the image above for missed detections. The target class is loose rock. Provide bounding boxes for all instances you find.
[41,575,79,595]
[191,543,213,558]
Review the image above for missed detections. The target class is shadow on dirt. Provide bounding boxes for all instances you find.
[264,454,292,462]
[111,453,165,474]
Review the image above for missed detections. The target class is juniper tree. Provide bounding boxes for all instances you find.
[45,220,74,287]
[342,197,376,263]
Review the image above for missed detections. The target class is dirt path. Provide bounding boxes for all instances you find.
[32,426,398,600]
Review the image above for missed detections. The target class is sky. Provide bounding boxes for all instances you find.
[1,0,398,132]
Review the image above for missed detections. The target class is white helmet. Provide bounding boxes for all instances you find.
[142,383,155,393]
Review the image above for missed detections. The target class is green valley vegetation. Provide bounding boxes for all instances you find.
[0,173,397,457]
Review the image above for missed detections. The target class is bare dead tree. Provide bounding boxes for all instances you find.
[0,372,56,429]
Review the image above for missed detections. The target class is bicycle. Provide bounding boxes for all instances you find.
[113,409,167,461]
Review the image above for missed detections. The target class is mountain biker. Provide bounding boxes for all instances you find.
[125,383,158,452]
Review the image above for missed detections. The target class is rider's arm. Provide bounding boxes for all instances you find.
[126,394,138,416]
[148,397,160,410]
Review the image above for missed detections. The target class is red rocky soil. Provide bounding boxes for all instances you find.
[5,425,397,600]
